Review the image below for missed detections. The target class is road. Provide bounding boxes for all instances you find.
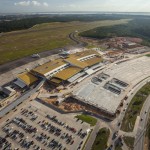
[0,32,86,75]
[84,121,100,150]
[134,95,150,150]
[108,77,150,150]
[0,79,45,118]
[68,32,87,47]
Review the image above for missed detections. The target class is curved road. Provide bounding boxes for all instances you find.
[0,32,87,75]
[107,77,150,150]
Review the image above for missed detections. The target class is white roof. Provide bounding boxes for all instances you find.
[85,69,94,75]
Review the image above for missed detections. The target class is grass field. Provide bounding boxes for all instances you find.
[115,145,123,150]
[0,19,129,65]
[91,128,110,150]
[146,54,150,57]
[123,136,135,150]
[75,114,97,126]
[121,82,150,132]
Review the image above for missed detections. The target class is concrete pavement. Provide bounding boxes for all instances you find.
[0,79,45,118]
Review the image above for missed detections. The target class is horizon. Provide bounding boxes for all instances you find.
[1,11,150,15]
[1,0,150,13]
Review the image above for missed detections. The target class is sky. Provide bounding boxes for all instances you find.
[0,0,150,13]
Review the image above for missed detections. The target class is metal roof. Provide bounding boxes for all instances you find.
[84,56,102,67]
[65,58,88,69]
[54,66,82,80]
[32,59,66,76]
[18,72,38,86]
[69,50,99,59]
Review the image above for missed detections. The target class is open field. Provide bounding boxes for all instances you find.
[75,114,97,126]
[0,19,129,64]
[115,145,123,150]
[123,136,135,150]
[121,83,150,132]
[91,128,110,150]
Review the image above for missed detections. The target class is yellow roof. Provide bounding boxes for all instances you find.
[84,56,103,67]
[32,59,66,76]
[18,72,38,86]
[65,57,88,69]
[69,50,99,59]
[50,78,62,84]
[65,50,101,69]
[54,66,82,80]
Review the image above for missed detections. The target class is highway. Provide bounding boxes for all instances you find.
[0,79,45,118]
[134,95,150,150]
[108,77,150,150]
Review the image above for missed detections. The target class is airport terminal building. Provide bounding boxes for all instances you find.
[31,50,103,84]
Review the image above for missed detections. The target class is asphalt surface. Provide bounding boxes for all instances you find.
[109,77,150,150]
[0,32,87,75]
[0,79,45,118]
[84,121,100,150]
[134,95,150,150]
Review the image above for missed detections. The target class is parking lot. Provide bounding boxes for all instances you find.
[0,100,91,150]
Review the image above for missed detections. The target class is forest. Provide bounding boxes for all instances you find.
[79,18,150,46]
[0,14,133,33]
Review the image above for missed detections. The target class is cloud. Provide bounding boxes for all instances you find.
[43,2,48,7]
[14,1,30,6]
[14,1,49,7]
[31,1,41,6]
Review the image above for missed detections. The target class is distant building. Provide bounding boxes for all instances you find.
[123,42,137,48]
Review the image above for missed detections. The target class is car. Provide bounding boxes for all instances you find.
[123,108,127,111]
[118,122,121,126]
[112,131,118,140]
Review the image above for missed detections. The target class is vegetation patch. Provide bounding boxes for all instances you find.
[75,114,97,126]
[80,18,150,47]
[91,128,110,150]
[0,19,128,64]
[123,136,135,150]
[115,144,123,150]
[121,82,150,132]
[146,54,150,57]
